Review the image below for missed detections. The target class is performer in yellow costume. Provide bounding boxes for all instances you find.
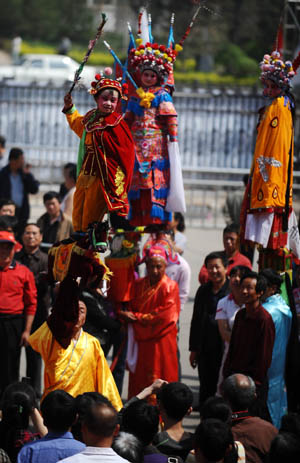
[29,279,122,411]
[241,50,300,263]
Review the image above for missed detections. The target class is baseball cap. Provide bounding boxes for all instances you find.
[0,231,22,252]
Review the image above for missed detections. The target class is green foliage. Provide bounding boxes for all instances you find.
[173,71,257,86]
[69,50,114,66]
[21,41,56,54]
[215,43,258,77]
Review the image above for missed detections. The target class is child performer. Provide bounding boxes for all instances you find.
[63,70,135,233]
[125,43,179,226]
[241,50,300,268]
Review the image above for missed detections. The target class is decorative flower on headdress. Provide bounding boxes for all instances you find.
[89,67,127,100]
[260,51,295,90]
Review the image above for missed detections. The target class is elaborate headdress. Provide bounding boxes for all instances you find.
[128,42,180,79]
[260,51,295,90]
[143,235,179,265]
[89,67,128,99]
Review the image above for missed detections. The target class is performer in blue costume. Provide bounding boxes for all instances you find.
[260,269,292,428]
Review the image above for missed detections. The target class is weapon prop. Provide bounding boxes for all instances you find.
[127,22,136,49]
[178,5,201,48]
[103,40,138,89]
[68,13,107,94]
[148,13,153,43]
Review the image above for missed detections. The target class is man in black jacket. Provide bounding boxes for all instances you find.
[0,147,39,236]
[189,251,229,411]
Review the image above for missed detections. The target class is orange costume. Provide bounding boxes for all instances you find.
[128,274,180,399]
[65,107,135,232]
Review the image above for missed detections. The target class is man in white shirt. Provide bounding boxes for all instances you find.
[58,394,129,463]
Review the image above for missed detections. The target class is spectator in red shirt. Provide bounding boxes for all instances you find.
[198,223,252,285]
[0,231,37,396]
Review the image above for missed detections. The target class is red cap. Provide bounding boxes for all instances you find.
[0,231,22,252]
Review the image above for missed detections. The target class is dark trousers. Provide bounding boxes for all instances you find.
[197,349,223,409]
[109,328,128,396]
[0,315,23,397]
[26,345,42,396]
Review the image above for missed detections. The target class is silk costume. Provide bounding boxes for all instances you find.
[128,274,180,398]
[29,322,122,411]
[242,95,300,257]
[125,87,178,226]
[65,107,135,232]
[263,293,292,428]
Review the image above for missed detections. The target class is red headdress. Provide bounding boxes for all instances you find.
[89,67,128,99]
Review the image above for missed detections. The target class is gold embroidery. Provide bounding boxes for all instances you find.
[272,187,278,199]
[271,117,278,128]
[115,166,125,196]
[257,189,264,201]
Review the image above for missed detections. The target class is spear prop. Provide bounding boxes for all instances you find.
[103,40,138,89]
[68,13,107,94]
[178,5,201,48]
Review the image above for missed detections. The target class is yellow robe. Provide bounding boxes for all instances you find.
[29,322,122,411]
[250,96,293,211]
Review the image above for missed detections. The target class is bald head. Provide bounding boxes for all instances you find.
[222,374,256,412]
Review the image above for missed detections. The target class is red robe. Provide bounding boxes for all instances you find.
[128,274,180,399]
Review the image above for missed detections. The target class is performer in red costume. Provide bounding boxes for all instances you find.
[63,70,135,233]
[120,245,180,401]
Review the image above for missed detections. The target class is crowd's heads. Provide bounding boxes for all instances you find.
[174,212,185,232]
[43,191,61,217]
[194,418,238,463]
[0,215,18,234]
[0,134,5,152]
[204,251,228,269]
[72,392,116,442]
[223,223,240,256]
[157,382,193,421]
[269,432,300,463]
[112,432,143,463]
[1,381,37,430]
[240,271,267,304]
[22,223,42,250]
[121,400,159,447]
[0,199,16,216]
[81,396,118,444]
[222,374,256,412]
[259,268,283,299]
[41,390,77,433]
[201,397,232,424]
[8,147,24,170]
[0,231,22,266]
[63,162,77,188]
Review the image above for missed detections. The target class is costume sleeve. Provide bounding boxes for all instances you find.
[253,316,275,385]
[23,268,37,316]
[28,321,50,356]
[65,106,84,138]
[157,91,177,116]
[95,339,123,411]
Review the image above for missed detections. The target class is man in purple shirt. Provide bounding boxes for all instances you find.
[223,271,275,420]
[17,390,85,463]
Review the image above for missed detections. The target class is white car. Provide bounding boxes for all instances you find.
[0,53,98,87]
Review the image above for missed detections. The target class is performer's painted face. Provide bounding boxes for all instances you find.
[263,79,282,99]
[141,69,158,88]
[147,256,166,284]
[95,89,119,114]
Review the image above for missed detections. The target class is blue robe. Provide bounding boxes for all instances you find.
[263,293,292,428]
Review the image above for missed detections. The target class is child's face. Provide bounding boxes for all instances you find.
[263,79,282,99]
[141,69,158,88]
[95,89,119,114]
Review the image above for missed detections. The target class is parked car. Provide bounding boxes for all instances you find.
[0,53,98,87]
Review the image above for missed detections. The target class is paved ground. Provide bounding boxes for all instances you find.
[20,199,224,430]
